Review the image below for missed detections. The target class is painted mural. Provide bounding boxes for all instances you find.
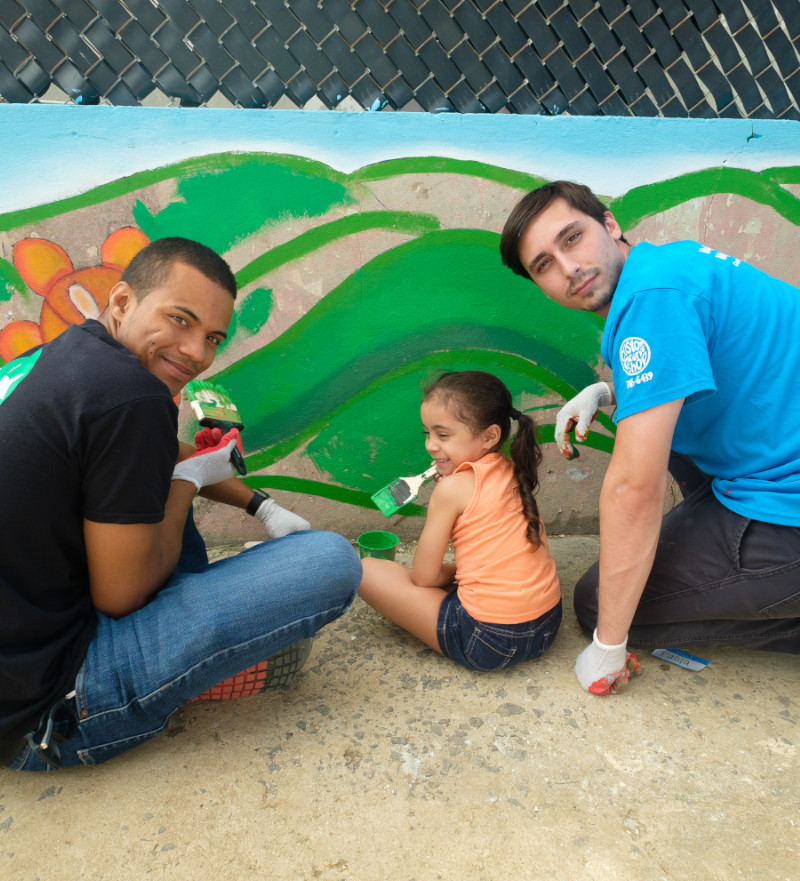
[1,107,798,536]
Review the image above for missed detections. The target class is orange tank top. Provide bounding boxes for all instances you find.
[450,452,560,624]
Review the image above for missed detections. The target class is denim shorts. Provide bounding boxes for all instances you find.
[436,592,562,672]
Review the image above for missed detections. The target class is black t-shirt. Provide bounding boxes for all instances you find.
[0,321,178,739]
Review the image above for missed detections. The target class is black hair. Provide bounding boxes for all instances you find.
[121,237,237,300]
[499,180,629,279]
[422,370,543,548]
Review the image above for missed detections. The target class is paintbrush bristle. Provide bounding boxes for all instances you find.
[185,380,243,428]
[370,486,400,516]
[387,480,412,505]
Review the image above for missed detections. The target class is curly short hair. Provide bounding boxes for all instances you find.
[121,237,237,300]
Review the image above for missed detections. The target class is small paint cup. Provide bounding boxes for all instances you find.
[357,530,400,561]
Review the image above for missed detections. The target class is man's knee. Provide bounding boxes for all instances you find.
[274,529,361,603]
[312,530,361,588]
[573,562,599,635]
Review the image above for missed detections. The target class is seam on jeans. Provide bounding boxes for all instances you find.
[632,622,800,649]
[467,600,562,638]
[467,628,516,659]
[731,516,751,574]
[758,589,800,618]
[465,628,517,671]
[638,556,800,609]
[78,717,171,766]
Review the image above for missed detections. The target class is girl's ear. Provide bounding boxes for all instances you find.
[481,423,502,452]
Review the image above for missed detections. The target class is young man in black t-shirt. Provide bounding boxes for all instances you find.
[0,237,360,770]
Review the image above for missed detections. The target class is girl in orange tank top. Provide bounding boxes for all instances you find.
[358,371,561,671]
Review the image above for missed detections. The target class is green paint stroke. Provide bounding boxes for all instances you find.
[235,211,441,288]
[237,287,273,335]
[610,167,800,230]
[304,348,605,489]
[761,166,800,185]
[0,258,25,304]
[0,152,352,233]
[213,229,605,475]
[238,367,614,512]
[242,475,427,516]
[352,156,548,191]
[237,323,596,472]
[132,159,354,255]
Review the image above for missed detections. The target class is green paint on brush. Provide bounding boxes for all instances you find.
[241,475,428,516]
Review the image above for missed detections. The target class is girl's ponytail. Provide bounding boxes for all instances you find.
[509,412,543,548]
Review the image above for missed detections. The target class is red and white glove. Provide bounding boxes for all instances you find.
[574,629,640,695]
[172,427,242,491]
[555,382,613,460]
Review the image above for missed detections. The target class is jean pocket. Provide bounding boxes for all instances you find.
[463,625,518,672]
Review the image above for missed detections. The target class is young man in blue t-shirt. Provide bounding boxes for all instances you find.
[500,181,800,695]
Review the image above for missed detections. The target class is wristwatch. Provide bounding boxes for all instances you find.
[246,489,271,516]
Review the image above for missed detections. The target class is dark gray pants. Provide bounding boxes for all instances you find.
[573,455,800,653]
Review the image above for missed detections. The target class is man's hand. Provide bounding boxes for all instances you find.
[171,427,242,491]
[574,629,639,695]
[253,496,311,538]
[555,382,613,459]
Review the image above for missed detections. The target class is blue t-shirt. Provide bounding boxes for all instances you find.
[602,241,800,526]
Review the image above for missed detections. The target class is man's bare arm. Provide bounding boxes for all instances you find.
[85,432,241,618]
[595,397,684,645]
[83,480,197,618]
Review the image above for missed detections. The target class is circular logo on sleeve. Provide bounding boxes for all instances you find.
[619,337,651,376]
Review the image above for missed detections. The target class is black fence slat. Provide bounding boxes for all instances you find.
[0,1,795,119]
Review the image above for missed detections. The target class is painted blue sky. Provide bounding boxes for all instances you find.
[1,104,798,213]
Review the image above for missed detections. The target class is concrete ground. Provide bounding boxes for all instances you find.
[1,536,798,881]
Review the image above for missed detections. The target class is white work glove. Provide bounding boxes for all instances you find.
[172,427,242,491]
[574,629,640,695]
[555,382,613,460]
[254,496,310,539]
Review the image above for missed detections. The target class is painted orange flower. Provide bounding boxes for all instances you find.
[0,227,149,362]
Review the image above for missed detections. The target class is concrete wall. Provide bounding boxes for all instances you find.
[1,105,798,543]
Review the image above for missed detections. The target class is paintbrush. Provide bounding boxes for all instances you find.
[371,464,439,517]
[184,379,247,475]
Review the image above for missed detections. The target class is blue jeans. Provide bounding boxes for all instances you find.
[9,520,360,771]
[437,590,562,671]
